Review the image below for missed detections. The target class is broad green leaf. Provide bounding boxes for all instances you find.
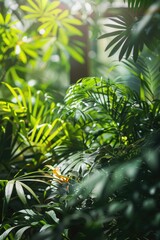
[14,226,31,240]
[15,181,27,205]
[40,224,53,232]
[46,210,59,223]
[0,226,17,240]
[5,180,15,204]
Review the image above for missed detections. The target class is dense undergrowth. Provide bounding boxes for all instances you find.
[0,0,160,239]
[0,76,160,240]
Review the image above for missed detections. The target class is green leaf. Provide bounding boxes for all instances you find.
[14,226,31,240]
[20,182,40,203]
[40,0,48,11]
[0,226,17,240]
[46,210,59,223]
[66,45,84,63]
[0,13,4,24]
[98,30,123,39]
[20,5,37,13]
[57,9,69,19]
[64,18,82,25]
[40,224,53,232]
[63,23,83,36]
[26,0,39,11]
[42,45,53,62]
[104,23,126,30]
[15,181,27,205]
[5,13,11,24]
[23,47,38,58]
[109,17,126,26]
[105,32,125,52]
[133,43,139,62]
[5,180,15,204]
[45,1,60,13]
[119,36,130,60]
[108,36,126,57]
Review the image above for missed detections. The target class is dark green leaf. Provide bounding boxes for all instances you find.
[20,182,40,203]
[105,32,125,52]
[104,23,126,30]
[15,226,31,240]
[98,30,123,39]
[119,37,130,60]
[109,36,127,57]
[15,181,27,205]
[109,17,126,26]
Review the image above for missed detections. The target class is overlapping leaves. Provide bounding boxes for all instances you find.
[20,0,84,63]
[99,0,160,61]
[0,82,68,159]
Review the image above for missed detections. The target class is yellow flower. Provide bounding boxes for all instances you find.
[46,165,69,183]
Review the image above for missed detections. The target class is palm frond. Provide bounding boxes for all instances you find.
[99,0,160,61]
[122,54,160,100]
[0,83,68,158]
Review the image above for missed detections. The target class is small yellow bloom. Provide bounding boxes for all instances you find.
[46,165,69,183]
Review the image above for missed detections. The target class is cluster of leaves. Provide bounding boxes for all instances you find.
[99,0,160,61]
[1,73,160,239]
[0,0,84,83]
[0,0,160,239]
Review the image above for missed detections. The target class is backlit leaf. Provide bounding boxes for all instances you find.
[14,226,31,240]
[15,181,27,205]
[5,180,15,204]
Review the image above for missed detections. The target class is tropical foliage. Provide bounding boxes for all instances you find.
[99,0,160,61]
[0,0,160,240]
[0,0,84,88]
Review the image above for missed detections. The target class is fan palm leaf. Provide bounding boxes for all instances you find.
[99,0,160,61]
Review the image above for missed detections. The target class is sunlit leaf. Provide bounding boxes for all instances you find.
[5,180,15,204]
[0,226,17,240]
[15,181,27,205]
[46,210,59,223]
[14,226,31,240]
